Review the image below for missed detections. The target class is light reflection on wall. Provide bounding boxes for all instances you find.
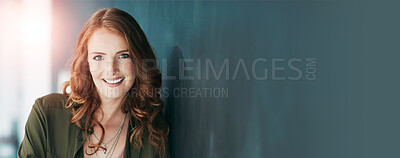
[0,0,51,157]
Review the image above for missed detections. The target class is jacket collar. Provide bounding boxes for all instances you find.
[124,113,141,158]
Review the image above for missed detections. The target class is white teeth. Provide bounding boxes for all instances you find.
[104,77,124,84]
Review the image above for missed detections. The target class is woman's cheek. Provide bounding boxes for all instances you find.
[123,61,135,82]
[88,60,100,73]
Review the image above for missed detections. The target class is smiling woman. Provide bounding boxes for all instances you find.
[87,28,136,99]
[17,8,170,158]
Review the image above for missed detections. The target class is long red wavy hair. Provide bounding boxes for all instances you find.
[62,8,168,157]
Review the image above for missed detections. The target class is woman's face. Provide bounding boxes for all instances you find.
[87,28,135,101]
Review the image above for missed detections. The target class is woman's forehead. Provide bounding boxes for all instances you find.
[87,28,128,55]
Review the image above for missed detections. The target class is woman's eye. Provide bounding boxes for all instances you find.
[119,54,130,59]
[93,56,103,61]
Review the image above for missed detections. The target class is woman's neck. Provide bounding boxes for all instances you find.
[96,95,126,125]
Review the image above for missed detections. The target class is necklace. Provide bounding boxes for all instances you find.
[92,113,127,155]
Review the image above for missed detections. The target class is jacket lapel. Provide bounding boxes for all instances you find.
[125,113,141,158]
[72,114,87,158]
[73,128,85,158]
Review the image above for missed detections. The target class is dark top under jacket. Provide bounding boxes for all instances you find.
[17,93,170,158]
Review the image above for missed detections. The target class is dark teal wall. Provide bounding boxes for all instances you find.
[51,1,400,158]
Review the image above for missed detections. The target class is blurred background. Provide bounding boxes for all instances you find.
[0,0,399,158]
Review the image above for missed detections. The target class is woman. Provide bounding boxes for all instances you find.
[18,8,170,158]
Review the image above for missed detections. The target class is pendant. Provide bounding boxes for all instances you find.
[103,145,107,154]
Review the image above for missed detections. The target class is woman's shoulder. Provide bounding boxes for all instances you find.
[32,93,70,115]
[20,93,76,157]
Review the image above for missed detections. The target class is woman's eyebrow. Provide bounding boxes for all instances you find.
[89,50,129,55]
[89,52,106,55]
[116,49,129,54]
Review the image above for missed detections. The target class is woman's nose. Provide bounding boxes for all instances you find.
[106,60,119,75]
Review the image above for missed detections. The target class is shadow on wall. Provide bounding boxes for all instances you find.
[163,46,183,158]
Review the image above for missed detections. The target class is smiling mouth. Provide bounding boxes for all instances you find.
[103,77,124,86]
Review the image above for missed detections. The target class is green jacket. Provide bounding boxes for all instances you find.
[18,93,170,158]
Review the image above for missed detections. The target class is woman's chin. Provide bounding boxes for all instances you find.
[98,89,127,100]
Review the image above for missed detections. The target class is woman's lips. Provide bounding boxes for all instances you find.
[102,77,124,87]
